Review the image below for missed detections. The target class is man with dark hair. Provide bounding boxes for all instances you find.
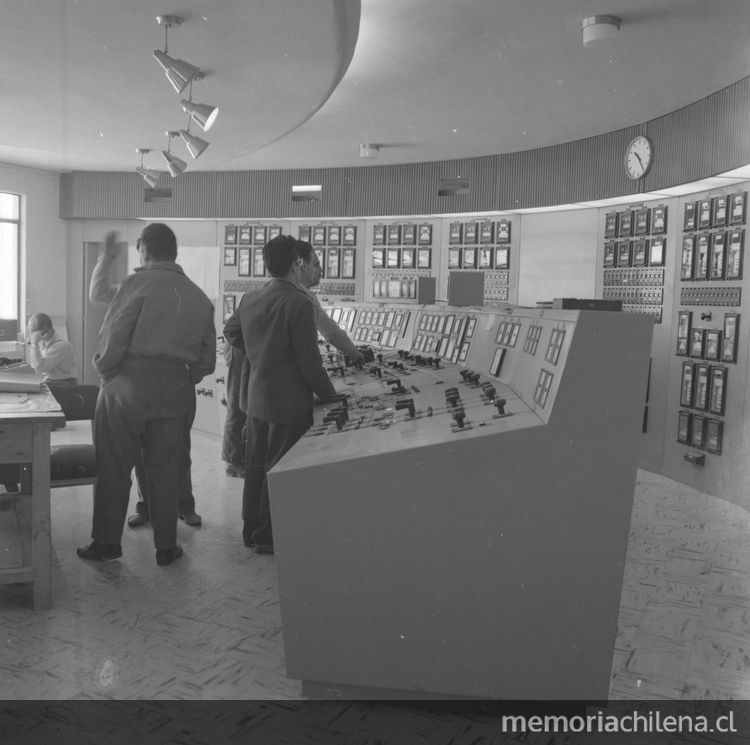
[224,234,335,554]
[220,240,363,478]
[77,223,216,566]
[89,229,203,527]
[295,241,365,365]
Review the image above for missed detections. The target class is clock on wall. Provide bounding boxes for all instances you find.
[624,135,653,180]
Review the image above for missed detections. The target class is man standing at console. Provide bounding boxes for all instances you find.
[78,223,215,566]
[224,235,335,554]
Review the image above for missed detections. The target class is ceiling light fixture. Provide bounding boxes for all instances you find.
[162,131,187,177]
[135,148,160,187]
[180,95,219,132]
[581,15,621,49]
[359,143,380,159]
[179,126,209,159]
[154,15,205,95]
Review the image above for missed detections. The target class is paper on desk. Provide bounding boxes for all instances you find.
[0,390,61,412]
[0,370,43,393]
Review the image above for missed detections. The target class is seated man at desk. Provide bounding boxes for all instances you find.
[0,313,76,492]
[25,313,78,387]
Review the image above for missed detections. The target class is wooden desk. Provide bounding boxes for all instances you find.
[0,392,64,609]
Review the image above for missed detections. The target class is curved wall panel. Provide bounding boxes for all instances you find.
[59,77,750,220]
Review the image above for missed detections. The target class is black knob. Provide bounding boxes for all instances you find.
[453,407,465,428]
[396,398,416,417]
[331,393,349,409]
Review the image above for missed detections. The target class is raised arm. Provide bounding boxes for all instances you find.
[89,230,123,305]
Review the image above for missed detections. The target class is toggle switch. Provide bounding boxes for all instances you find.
[453,406,466,428]
[395,398,416,418]
[331,393,349,409]
[444,387,461,407]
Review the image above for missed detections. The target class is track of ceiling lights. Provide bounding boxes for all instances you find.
[136,14,219,185]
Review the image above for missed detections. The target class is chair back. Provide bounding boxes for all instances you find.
[48,385,100,489]
[49,385,99,422]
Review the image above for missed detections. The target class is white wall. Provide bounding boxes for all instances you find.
[517,209,598,306]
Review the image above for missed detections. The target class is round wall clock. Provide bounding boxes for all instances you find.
[624,135,653,180]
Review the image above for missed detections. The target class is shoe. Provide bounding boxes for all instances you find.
[127,512,149,528]
[77,540,122,561]
[225,464,245,478]
[179,510,202,527]
[255,543,274,555]
[156,545,184,566]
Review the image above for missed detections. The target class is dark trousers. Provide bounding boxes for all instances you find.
[91,368,194,550]
[221,345,246,468]
[133,394,196,519]
[242,417,307,547]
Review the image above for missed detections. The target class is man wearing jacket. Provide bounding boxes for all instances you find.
[223,235,335,554]
[88,230,203,527]
[77,223,216,566]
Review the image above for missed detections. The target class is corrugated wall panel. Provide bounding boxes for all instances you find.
[344,157,498,216]
[164,172,221,218]
[61,76,750,220]
[644,77,750,190]
[60,173,145,218]
[216,169,354,219]
[713,78,750,171]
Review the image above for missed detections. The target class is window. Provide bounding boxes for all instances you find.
[0,192,20,342]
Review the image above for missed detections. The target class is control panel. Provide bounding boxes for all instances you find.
[269,306,654,700]
[307,345,523,441]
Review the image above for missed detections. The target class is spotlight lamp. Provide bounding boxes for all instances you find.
[135,148,160,187]
[180,98,219,132]
[179,127,209,159]
[162,131,187,177]
[153,15,205,95]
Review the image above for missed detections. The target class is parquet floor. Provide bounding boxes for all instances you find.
[2,425,750,707]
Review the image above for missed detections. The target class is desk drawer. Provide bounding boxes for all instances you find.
[0,424,33,463]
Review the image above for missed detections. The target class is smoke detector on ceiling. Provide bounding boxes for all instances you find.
[581,15,621,49]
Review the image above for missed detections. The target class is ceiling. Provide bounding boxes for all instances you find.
[2,0,750,176]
